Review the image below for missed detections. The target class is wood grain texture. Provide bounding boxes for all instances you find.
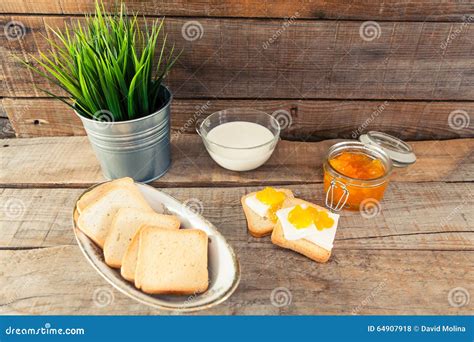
[1,136,473,187]
[3,98,474,140]
[1,136,472,315]
[1,184,473,250]
[0,246,472,315]
[2,0,474,21]
[2,16,474,100]
[2,0,474,316]
[0,117,15,138]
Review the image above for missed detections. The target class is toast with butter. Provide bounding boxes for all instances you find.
[271,198,339,263]
[241,188,294,237]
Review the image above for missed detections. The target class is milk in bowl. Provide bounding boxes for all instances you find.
[197,109,281,171]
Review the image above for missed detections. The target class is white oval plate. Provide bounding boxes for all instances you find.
[72,182,240,312]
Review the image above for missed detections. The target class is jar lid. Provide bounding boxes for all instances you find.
[358,131,416,167]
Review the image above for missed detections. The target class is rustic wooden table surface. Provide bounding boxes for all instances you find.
[0,134,473,315]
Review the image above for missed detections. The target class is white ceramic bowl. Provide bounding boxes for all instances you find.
[197,108,281,171]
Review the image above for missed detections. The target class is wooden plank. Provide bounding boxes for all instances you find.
[3,98,474,140]
[1,184,473,250]
[2,16,474,100]
[0,95,15,137]
[0,118,15,138]
[1,136,473,187]
[2,0,473,21]
[0,246,472,314]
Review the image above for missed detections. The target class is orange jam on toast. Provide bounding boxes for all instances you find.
[256,187,286,222]
[288,205,334,230]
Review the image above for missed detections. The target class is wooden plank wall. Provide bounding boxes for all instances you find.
[1,0,474,140]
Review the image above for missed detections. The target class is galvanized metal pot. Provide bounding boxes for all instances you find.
[76,85,172,183]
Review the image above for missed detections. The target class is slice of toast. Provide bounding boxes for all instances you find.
[121,223,182,284]
[120,226,142,283]
[271,198,332,263]
[77,182,153,248]
[77,177,134,214]
[241,188,294,238]
[104,208,180,268]
[135,227,209,295]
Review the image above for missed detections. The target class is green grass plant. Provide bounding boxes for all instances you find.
[23,1,179,121]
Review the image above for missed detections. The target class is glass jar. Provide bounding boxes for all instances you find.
[323,141,392,211]
[323,132,416,212]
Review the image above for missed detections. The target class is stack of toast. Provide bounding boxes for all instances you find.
[242,187,339,263]
[75,177,208,295]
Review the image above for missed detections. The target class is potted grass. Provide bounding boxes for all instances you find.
[23,2,179,182]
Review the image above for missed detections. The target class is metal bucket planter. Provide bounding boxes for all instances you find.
[76,85,172,183]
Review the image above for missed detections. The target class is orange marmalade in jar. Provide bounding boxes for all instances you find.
[323,141,393,211]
